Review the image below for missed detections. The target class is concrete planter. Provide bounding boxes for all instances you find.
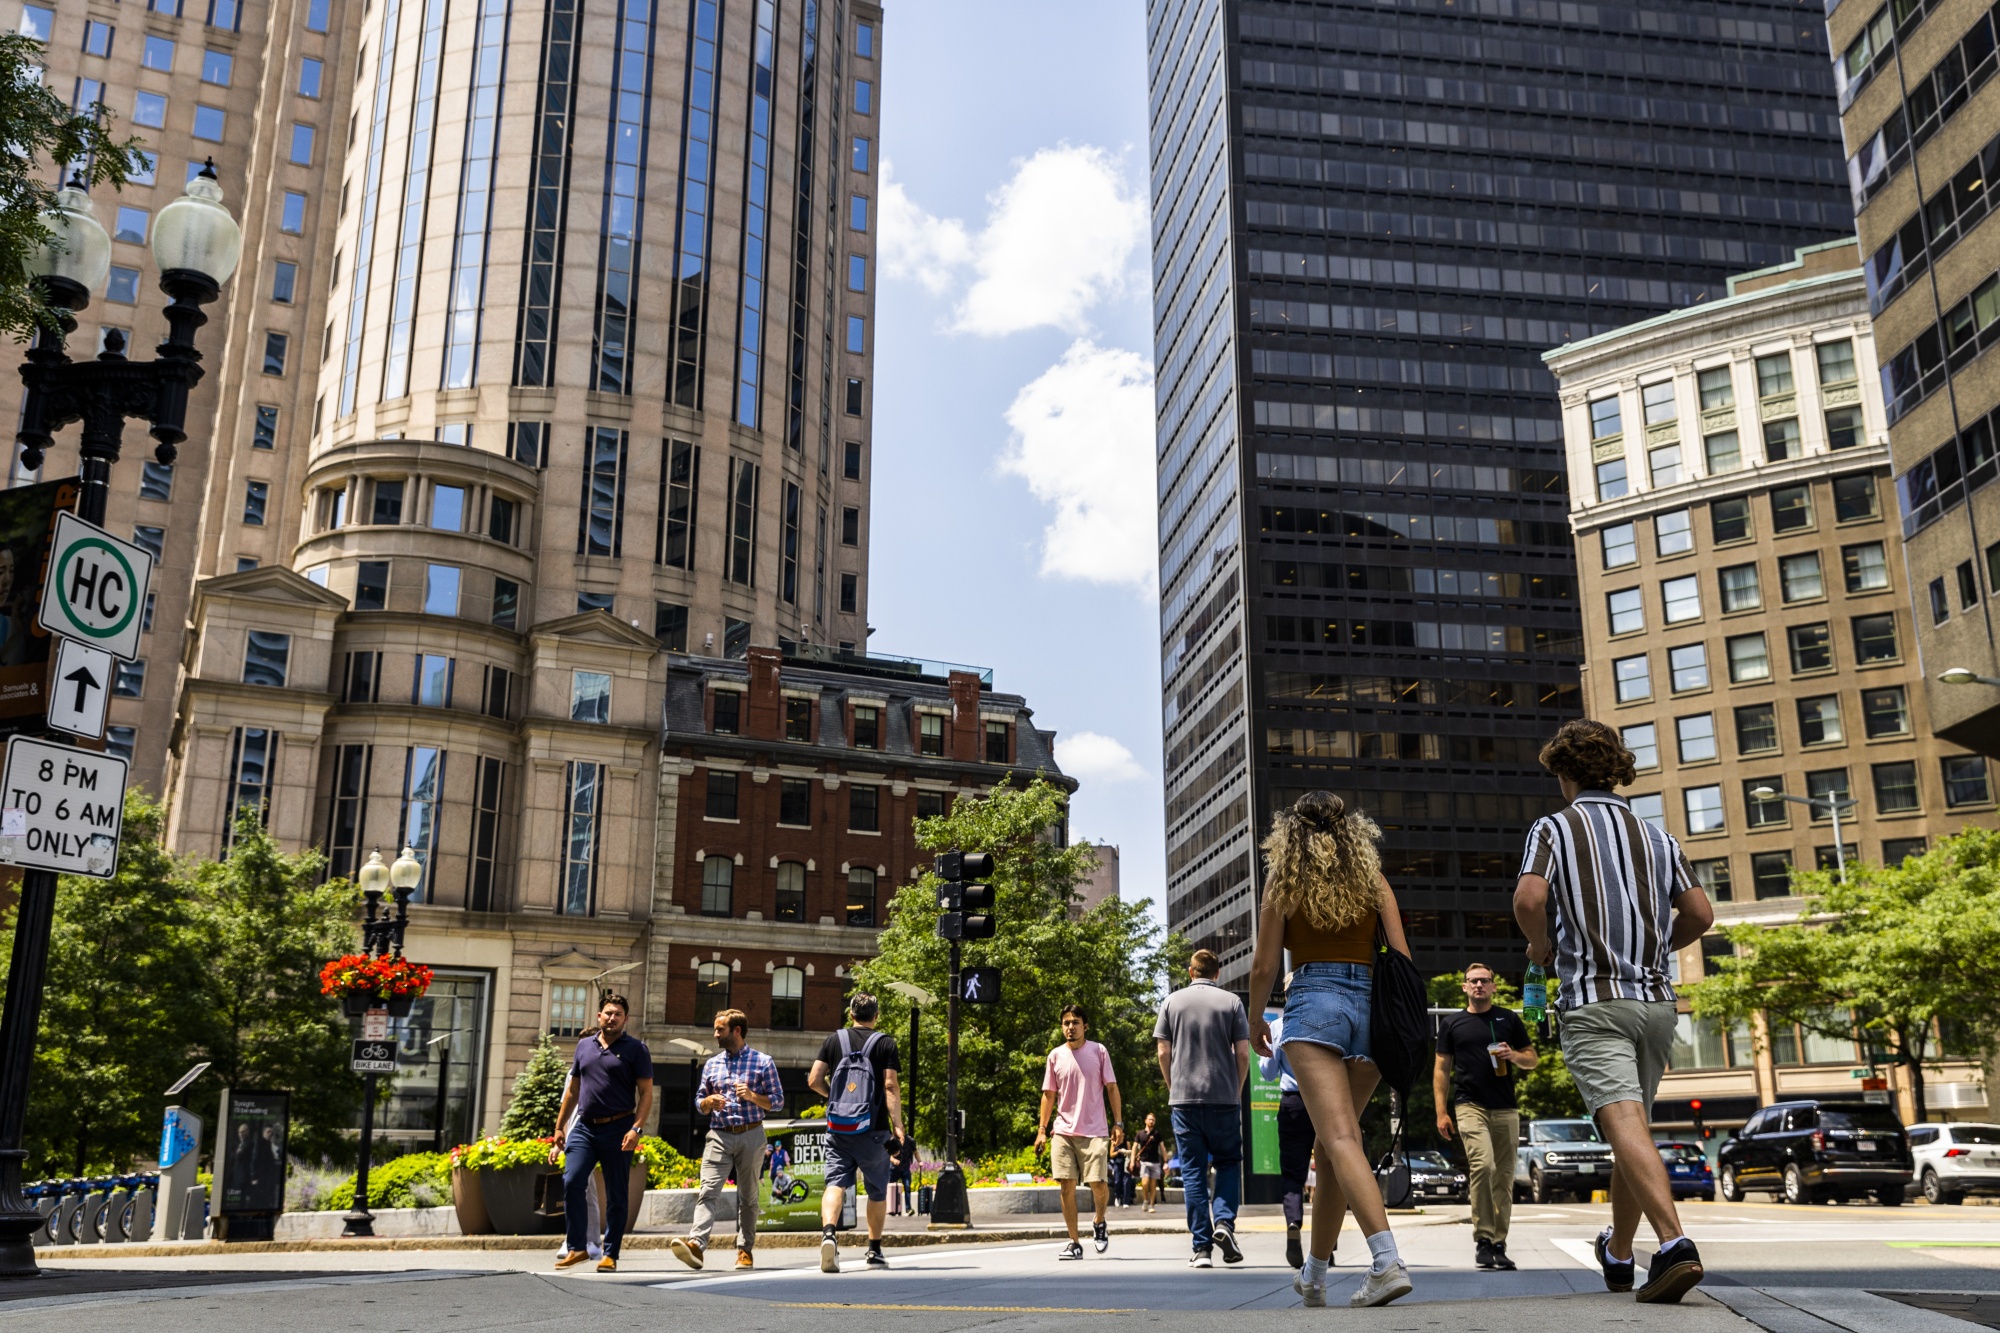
[277,1206,463,1241]
[453,1161,648,1235]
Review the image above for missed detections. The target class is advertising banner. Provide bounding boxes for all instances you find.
[1250,1006,1284,1176]
[217,1090,290,1215]
[758,1120,854,1231]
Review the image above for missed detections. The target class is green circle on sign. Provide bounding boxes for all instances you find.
[53,537,139,641]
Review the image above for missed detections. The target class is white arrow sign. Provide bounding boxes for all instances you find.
[37,512,153,663]
[0,735,124,877]
[46,638,112,740]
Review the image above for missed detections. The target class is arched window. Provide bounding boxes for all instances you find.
[696,962,731,1017]
[845,866,876,927]
[775,861,806,922]
[701,857,733,916]
[771,966,804,1029]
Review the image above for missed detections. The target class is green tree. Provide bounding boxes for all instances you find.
[0,32,140,339]
[500,1033,568,1139]
[1684,829,2000,1124]
[851,779,1182,1155]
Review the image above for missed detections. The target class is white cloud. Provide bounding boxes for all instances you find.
[877,146,1147,336]
[999,339,1157,590]
[1056,731,1148,785]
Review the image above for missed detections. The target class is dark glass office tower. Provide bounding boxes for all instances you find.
[1149,0,1856,982]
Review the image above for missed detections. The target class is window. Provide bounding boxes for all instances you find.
[1798,696,1842,745]
[1825,407,1865,451]
[17,5,50,40]
[221,728,274,849]
[241,480,267,525]
[1719,564,1761,612]
[236,558,259,572]
[1763,418,1800,463]
[429,485,465,532]
[1661,575,1701,623]
[1622,723,1658,770]
[489,496,517,545]
[481,665,511,720]
[1960,559,1981,609]
[193,104,226,141]
[106,268,139,304]
[139,461,173,502]
[848,255,866,291]
[113,207,147,246]
[916,791,948,820]
[1669,642,1708,692]
[1745,780,1788,827]
[486,577,517,630]
[653,601,686,651]
[846,315,865,354]
[128,151,156,186]
[1852,613,1899,663]
[1779,553,1823,602]
[726,458,758,585]
[696,961,730,1013]
[1613,654,1651,702]
[242,631,290,686]
[132,526,165,561]
[571,671,610,724]
[1727,632,1770,682]
[853,80,873,114]
[919,713,944,756]
[580,427,628,558]
[657,438,699,569]
[769,966,804,1030]
[342,652,380,704]
[1684,785,1725,834]
[1884,837,1927,865]
[83,20,112,56]
[1843,542,1888,592]
[1816,339,1857,385]
[415,654,453,708]
[1640,380,1676,426]
[853,705,880,749]
[851,136,870,171]
[1692,857,1732,902]
[844,441,863,480]
[846,867,877,926]
[1607,588,1644,634]
[1601,523,1637,568]
[467,755,505,911]
[1862,686,1909,738]
[713,691,741,734]
[848,784,879,832]
[1704,430,1741,473]
[840,572,858,613]
[1697,367,1734,412]
[1677,713,1717,763]
[1650,443,1683,487]
[779,778,811,826]
[1589,396,1623,439]
[270,261,297,305]
[112,659,145,698]
[577,591,612,614]
[841,506,860,546]
[140,35,177,72]
[1872,761,1920,813]
[850,194,868,230]
[1595,457,1628,500]
[785,697,813,742]
[1944,755,1992,806]
[1735,703,1778,753]
[280,192,306,234]
[1788,623,1832,672]
[262,332,288,376]
[1751,852,1793,900]
[1630,794,1665,831]
[326,744,370,881]
[706,770,740,820]
[355,561,387,610]
[1834,474,1878,521]
[1654,510,1693,556]
[775,861,806,921]
[1771,485,1814,532]
[208,0,241,30]
[1711,495,1751,542]
[1806,768,1852,814]
[1755,352,1794,398]
[701,857,733,916]
[846,378,864,414]
[298,56,322,97]
[424,564,460,616]
[985,720,1011,763]
[1930,577,1951,624]
[306,0,329,31]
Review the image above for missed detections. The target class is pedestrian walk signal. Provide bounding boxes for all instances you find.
[959,966,1001,1005]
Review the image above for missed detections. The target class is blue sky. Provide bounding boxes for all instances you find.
[866,1,1167,924]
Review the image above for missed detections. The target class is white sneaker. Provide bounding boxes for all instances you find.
[1350,1261,1413,1308]
[1189,1249,1213,1268]
[820,1234,839,1273]
[1294,1271,1327,1308]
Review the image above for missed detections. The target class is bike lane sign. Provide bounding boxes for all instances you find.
[0,735,125,877]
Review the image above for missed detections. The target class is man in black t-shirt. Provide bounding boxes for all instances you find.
[807,992,903,1272]
[1433,962,1537,1271]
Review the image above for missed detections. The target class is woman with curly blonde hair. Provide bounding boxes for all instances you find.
[1247,791,1414,1308]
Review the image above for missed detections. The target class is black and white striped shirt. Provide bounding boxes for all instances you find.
[1518,791,1695,1009]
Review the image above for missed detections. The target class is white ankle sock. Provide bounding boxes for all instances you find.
[1302,1253,1330,1284]
[1365,1230,1399,1275]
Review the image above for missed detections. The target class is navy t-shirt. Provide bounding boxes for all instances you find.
[571,1032,654,1120]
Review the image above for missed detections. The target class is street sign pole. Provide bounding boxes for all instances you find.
[929,939,970,1227]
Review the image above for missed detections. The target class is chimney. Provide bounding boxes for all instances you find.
[949,670,982,762]
[746,646,783,740]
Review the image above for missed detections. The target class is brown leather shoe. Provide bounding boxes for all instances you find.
[669,1237,704,1270]
[555,1249,590,1269]
[736,1248,754,1270]
[597,1255,618,1273]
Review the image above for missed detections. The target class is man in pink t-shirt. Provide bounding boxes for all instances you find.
[1035,1003,1124,1259]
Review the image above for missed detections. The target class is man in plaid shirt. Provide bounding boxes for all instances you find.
[669,1008,785,1270]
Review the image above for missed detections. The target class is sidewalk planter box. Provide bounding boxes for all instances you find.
[637,1187,732,1230]
[451,1167,489,1236]
[277,1206,464,1241]
[477,1165,563,1235]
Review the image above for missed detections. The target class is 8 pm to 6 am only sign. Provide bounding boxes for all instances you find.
[37,512,153,663]
[0,736,125,877]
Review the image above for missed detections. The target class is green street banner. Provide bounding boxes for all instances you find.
[1250,1007,1284,1176]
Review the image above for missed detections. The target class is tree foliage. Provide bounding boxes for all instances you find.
[0,33,140,340]
[500,1033,568,1139]
[1684,829,2000,1123]
[850,779,1183,1156]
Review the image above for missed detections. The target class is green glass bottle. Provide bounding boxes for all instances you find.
[1522,962,1548,1026]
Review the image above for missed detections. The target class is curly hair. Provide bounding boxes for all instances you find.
[1260,791,1383,932]
[1538,719,1637,790]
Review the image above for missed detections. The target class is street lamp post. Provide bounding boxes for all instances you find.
[0,166,239,1279]
[1749,787,1859,880]
[342,847,423,1239]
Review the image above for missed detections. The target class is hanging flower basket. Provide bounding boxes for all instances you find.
[321,954,434,1012]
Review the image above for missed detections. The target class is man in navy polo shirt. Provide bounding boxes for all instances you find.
[553,994,654,1272]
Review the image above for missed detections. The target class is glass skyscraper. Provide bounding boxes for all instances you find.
[1149,0,1857,980]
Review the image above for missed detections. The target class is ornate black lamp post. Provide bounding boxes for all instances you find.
[342,847,423,1239]
[0,165,240,1279]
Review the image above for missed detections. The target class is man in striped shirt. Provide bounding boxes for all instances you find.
[1515,719,1714,1305]
[669,1008,785,1271]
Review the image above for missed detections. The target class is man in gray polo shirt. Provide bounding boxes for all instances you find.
[1154,949,1250,1267]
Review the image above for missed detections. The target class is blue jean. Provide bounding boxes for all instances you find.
[564,1117,633,1258]
[1172,1104,1242,1251]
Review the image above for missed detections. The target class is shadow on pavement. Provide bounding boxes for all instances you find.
[0,1270,378,1303]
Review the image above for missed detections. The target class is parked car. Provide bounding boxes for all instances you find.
[1375,1149,1468,1204]
[1717,1099,1913,1206]
[1514,1119,1616,1203]
[1657,1140,1715,1201]
[1908,1122,2000,1204]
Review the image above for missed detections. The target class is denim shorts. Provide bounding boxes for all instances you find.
[1279,961,1374,1062]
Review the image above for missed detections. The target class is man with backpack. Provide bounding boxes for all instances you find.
[808,991,904,1273]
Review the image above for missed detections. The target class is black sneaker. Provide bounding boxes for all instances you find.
[864,1245,889,1269]
[1490,1242,1518,1272]
[1286,1225,1304,1270]
[1215,1227,1244,1264]
[1593,1227,1635,1293]
[1476,1239,1496,1269]
[1093,1220,1109,1254]
[1636,1238,1703,1304]
[1060,1239,1085,1261]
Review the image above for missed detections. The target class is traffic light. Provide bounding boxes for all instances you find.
[1691,1099,1707,1139]
[935,850,996,941]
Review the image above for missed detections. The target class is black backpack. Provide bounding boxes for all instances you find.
[1369,921,1433,1205]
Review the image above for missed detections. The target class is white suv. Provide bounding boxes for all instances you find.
[1909,1122,2000,1204]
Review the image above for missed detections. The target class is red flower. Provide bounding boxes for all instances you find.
[320,953,433,999]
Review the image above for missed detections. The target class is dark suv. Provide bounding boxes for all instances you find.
[1718,1099,1913,1206]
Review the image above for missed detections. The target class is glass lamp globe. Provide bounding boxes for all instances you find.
[28,179,111,295]
[151,161,242,286]
[390,846,423,892]
[358,848,389,900]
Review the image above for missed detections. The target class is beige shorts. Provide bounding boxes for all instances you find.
[1051,1134,1109,1183]
[1139,1161,1163,1181]
[1560,998,1678,1118]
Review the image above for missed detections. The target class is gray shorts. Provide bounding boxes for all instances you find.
[825,1130,891,1201]
[1560,999,1677,1118]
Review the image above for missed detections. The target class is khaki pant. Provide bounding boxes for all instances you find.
[1455,1103,1518,1245]
[691,1124,767,1251]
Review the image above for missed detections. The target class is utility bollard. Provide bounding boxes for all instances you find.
[78,1180,110,1244]
[177,1185,207,1241]
[122,1175,157,1242]
[52,1182,83,1246]
[103,1178,134,1243]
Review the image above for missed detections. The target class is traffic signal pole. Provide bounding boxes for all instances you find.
[927,847,991,1229]
[945,939,961,1166]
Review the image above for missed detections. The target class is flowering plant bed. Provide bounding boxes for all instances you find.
[450,1135,560,1171]
[320,953,434,1001]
